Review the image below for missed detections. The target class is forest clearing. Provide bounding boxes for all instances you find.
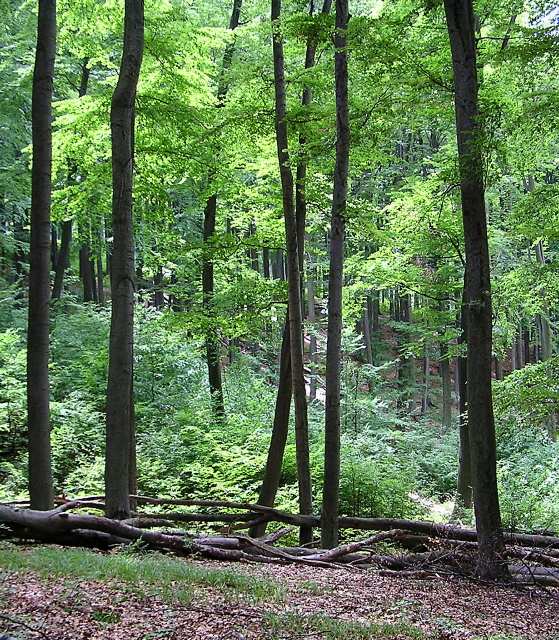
[2,0,559,637]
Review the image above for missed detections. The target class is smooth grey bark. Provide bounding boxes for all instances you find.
[272,0,313,544]
[27,0,56,510]
[444,0,506,578]
[105,0,144,520]
[322,0,349,549]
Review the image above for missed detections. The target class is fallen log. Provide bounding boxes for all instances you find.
[7,494,559,553]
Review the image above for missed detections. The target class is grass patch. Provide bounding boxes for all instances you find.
[0,543,285,603]
[265,612,426,639]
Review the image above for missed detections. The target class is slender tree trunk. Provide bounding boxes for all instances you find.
[51,220,71,299]
[153,266,164,309]
[80,243,95,301]
[105,0,144,520]
[203,194,226,419]
[421,347,430,415]
[50,224,58,271]
[262,247,271,279]
[250,316,292,537]
[254,0,331,539]
[272,0,313,544]
[363,302,373,366]
[494,357,503,381]
[440,341,452,428]
[535,240,553,360]
[308,271,318,401]
[201,0,242,420]
[96,245,105,305]
[455,294,472,511]
[322,0,349,549]
[444,0,506,579]
[27,0,56,510]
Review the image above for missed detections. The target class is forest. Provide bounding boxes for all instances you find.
[1,0,559,638]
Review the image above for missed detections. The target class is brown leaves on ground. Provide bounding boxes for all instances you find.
[1,558,558,640]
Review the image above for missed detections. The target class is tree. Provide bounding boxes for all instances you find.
[27,0,56,510]
[271,0,313,544]
[105,0,144,520]
[322,0,350,549]
[202,0,243,421]
[443,0,506,578]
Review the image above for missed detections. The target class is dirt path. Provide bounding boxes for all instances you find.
[1,558,558,639]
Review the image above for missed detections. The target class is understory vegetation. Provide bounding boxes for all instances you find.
[2,295,559,533]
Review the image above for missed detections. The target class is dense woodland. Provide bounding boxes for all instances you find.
[2,0,559,606]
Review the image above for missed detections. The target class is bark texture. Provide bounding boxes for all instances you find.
[271,0,313,544]
[105,0,144,520]
[444,0,506,578]
[322,0,349,549]
[27,0,56,510]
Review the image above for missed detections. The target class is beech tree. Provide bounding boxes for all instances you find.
[322,0,350,549]
[271,0,313,543]
[105,0,144,520]
[202,0,243,421]
[27,0,56,510]
[443,0,506,578]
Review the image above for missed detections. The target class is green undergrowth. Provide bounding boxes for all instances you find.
[265,612,426,640]
[0,543,286,604]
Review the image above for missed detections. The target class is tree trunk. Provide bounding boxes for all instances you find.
[440,341,452,428]
[80,243,96,301]
[397,293,415,412]
[456,289,472,511]
[201,0,242,420]
[27,0,56,510]
[50,224,58,271]
[250,315,292,537]
[363,301,373,366]
[421,347,430,415]
[153,266,164,309]
[203,194,226,419]
[272,0,313,544]
[96,246,105,304]
[262,247,270,279]
[308,271,318,401]
[105,0,144,520]
[322,0,349,549]
[444,0,506,579]
[51,220,72,299]
[535,241,553,360]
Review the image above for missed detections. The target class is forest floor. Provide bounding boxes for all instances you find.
[0,544,558,640]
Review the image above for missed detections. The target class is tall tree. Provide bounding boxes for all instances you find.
[322,0,350,549]
[27,0,56,510]
[443,0,506,578]
[105,0,144,520]
[252,0,332,539]
[202,0,243,421]
[271,0,313,544]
